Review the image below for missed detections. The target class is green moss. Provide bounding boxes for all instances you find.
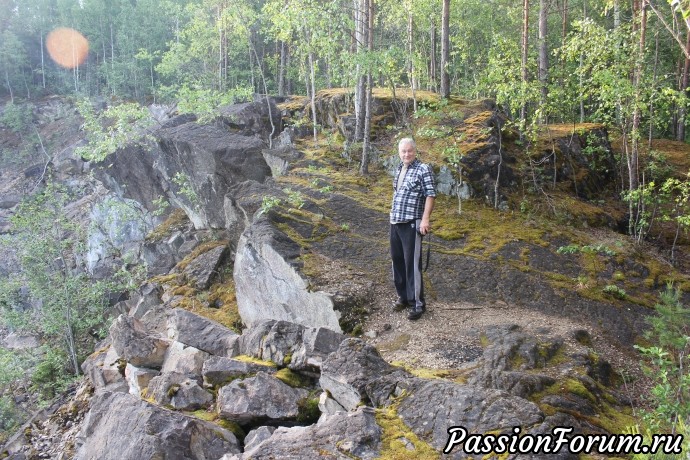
[175,240,228,271]
[233,355,278,368]
[375,396,439,460]
[145,208,189,242]
[296,396,321,424]
[216,419,246,439]
[275,368,310,388]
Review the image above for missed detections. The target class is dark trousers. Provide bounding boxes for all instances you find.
[390,220,425,309]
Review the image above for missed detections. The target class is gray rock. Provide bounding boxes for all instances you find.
[216,372,310,424]
[225,407,381,460]
[74,390,240,460]
[94,115,272,230]
[243,426,276,452]
[234,218,339,331]
[394,379,544,457]
[289,326,346,373]
[170,379,214,411]
[166,308,239,357]
[129,283,162,319]
[178,244,228,290]
[218,97,281,139]
[3,332,40,349]
[237,320,276,357]
[146,371,196,406]
[160,341,209,377]
[261,146,302,177]
[468,325,560,398]
[109,315,170,369]
[202,356,276,388]
[81,344,128,392]
[124,364,158,397]
[318,391,345,417]
[260,320,304,366]
[319,338,402,411]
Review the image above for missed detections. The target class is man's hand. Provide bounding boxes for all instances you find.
[419,218,430,235]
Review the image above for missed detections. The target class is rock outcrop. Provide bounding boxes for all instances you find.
[234,217,339,331]
[74,391,240,460]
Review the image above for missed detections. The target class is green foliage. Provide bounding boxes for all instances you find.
[174,85,253,123]
[172,172,199,206]
[152,195,171,217]
[75,99,154,162]
[557,244,616,256]
[0,183,128,381]
[30,346,76,400]
[0,102,34,133]
[635,284,690,432]
[602,284,627,299]
[283,188,305,210]
[260,196,281,214]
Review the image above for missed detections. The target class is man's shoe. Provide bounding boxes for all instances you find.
[407,305,424,320]
[393,298,408,311]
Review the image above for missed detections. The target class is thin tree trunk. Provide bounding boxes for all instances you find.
[430,19,437,91]
[40,32,46,89]
[521,0,529,124]
[678,29,690,141]
[579,0,587,122]
[649,29,659,147]
[5,69,13,103]
[309,52,318,143]
[538,0,549,123]
[440,0,450,98]
[354,0,367,142]
[361,0,374,175]
[408,9,417,111]
[278,41,287,97]
[630,0,646,194]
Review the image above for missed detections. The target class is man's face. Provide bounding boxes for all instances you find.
[398,141,416,166]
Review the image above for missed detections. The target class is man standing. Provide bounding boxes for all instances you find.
[390,138,436,320]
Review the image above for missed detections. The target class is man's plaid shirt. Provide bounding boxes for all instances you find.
[390,158,436,224]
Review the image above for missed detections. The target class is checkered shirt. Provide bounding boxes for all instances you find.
[390,158,436,224]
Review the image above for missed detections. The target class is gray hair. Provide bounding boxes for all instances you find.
[398,137,416,150]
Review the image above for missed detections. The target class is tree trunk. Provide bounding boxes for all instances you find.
[354,0,367,142]
[678,29,690,141]
[408,9,417,111]
[5,69,13,103]
[361,0,374,175]
[430,19,437,92]
[309,52,318,143]
[538,0,549,123]
[630,0,646,194]
[440,0,450,98]
[278,41,287,97]
[40,32,45,89]
[521,0,529,124]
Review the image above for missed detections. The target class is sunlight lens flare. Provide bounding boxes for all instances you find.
[46,27,89,69]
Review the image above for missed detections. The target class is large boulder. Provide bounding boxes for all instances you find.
[109,315,170,369]
[74,390,240,460]
[234,218,339,331]
[216,372,310,424]
[202,356,276,388]
[221,406,382,460]
[94,107,274,230]
[166,308,239,357]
